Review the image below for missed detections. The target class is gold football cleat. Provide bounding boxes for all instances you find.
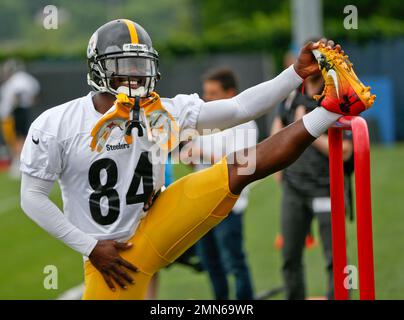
[312,42,376,115]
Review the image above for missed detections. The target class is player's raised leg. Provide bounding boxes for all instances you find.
[83,156,239,299]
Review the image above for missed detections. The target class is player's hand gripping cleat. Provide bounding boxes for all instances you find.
[312,42,376,115]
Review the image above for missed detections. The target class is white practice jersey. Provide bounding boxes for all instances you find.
[20,92,203,241]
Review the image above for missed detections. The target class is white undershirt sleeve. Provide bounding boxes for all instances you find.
[20,173,98,257]
[196,65,303,133]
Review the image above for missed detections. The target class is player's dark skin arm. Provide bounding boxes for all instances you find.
[228,39,342,194]
[228,120,316,194]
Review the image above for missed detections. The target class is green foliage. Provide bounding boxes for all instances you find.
[325,15,404,43]
[323,0,404,20]
[0,0,403,61]
[0,0,194,60]
[167,0,404,56]
[199,0,285,29]
[164,10,291,55]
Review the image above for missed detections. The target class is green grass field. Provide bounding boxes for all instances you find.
[0,144,403,300]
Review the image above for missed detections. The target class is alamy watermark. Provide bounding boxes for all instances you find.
[344,265,358,290]
[43,5,58,30]
[344,5,358,30]
[43,265,58,290]
[146,127,258,175]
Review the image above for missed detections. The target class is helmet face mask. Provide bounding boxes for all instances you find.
[98,53,159,97]
[87,20,160,98]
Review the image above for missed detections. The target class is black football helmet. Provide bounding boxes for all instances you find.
[87,19,160,98]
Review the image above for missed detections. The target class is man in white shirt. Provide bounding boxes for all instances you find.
[19,19,373,299]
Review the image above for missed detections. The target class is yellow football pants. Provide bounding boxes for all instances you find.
[82,158,239,299]
[1,117,17,146]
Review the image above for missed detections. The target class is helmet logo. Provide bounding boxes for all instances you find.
[87,32,98,58]
[123,43,148,52]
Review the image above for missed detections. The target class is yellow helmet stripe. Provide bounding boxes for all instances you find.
[122,19,139,44]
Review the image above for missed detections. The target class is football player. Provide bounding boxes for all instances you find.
[20,19,375,299]
[0,59,40,178]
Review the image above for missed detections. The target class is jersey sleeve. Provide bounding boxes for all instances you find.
[20,123,63,181]
[162,93,204,131]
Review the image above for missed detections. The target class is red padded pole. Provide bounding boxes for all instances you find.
[328,127,349,300]
[351,117,375,300]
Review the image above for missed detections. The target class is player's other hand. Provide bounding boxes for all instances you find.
[89,240,138,291]
[294,39,343,79]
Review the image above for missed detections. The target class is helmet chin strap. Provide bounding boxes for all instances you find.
[125,95,144,137]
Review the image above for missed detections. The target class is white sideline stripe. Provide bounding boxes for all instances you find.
[0,196,20,215]
[57,283,84,300]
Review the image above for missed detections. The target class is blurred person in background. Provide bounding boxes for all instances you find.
[189,68,257,300]
[0,59,40,178]
[271,53,353,299]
